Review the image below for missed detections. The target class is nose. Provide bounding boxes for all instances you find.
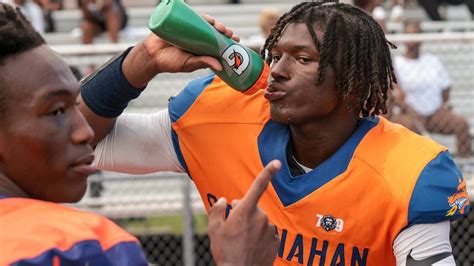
[270,56,290,82]
[71,108,94,145]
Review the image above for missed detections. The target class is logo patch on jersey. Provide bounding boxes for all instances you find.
[316,214,344,232]
[445,178,469,217]
[221,44,250,75]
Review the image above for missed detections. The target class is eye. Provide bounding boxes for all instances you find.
[48,107,65,117]
[298,57,311,64]
[271,54,281,62]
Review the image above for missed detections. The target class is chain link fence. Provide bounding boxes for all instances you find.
[66,34,473,265]
[451,207,474,265]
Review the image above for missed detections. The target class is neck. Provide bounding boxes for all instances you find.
[405,49,419,59]
[290,116,358,169]
[0,172,29,198]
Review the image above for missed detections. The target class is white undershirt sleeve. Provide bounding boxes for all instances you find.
[393,221,455,266]
[93,109,185,174]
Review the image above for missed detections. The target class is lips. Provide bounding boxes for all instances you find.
[71,154,97,175]
[264,83,287,102]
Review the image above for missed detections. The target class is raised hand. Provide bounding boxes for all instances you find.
[208,160,281,266]
[122,14,240,88]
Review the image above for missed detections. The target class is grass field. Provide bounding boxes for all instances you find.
[115,213,209,235]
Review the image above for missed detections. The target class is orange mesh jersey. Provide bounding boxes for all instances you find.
[0,197,147,265]
[169,75,470,265]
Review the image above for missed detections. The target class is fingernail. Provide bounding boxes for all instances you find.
[216,197,227,204]
[272,160,282,169]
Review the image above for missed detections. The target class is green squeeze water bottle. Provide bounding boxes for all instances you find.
[148,0,269,95]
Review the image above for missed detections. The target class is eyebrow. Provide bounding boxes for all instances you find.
[39,89,77,102]
[291,44,320,54]
[274,44,317,53]
[292,45,312,50]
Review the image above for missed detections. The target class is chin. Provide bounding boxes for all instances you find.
[61,191,87,203]
[62,186,88,203]
[40,184,88,203]
[270,115,289,124]
[270,107,292,125]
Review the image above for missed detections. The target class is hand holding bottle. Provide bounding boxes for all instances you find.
[121,14,238,89]
[148,0,269,94]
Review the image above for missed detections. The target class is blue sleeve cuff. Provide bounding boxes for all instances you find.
[408,151,471,226]
[80,47,144,118]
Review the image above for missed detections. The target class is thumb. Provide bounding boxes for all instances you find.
[184,56,222,72]
[208,197,227,231]
[231,199,240,208]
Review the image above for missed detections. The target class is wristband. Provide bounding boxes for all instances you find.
[80,46,145,118]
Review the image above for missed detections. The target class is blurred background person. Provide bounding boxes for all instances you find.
[392,19,472,157]
[353,0,382,14]
[352,0,406,31]
[34,0,62,33]
[389,0,404,21]
[2,0,45,34]
[353,0,388,31]
[80,0,128,44]
[247,7,281,52]
[417,0,474,20]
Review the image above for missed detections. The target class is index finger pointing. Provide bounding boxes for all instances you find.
[239,160,281,212]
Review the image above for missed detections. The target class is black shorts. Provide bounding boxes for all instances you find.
[87,3,128,31]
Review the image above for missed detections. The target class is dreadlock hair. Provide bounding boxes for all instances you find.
[261,0,397,117]
[0,3,45,118]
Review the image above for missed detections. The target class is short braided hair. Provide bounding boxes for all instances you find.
[0,3,45,118]
[262,0,397,117]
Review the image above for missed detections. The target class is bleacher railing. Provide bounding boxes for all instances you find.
[51,32,474,55]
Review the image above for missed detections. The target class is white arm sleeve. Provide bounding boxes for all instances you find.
[93,109,185,174]
[394,221,455,266]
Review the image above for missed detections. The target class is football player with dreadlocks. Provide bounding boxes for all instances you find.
[80,1,470,265]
